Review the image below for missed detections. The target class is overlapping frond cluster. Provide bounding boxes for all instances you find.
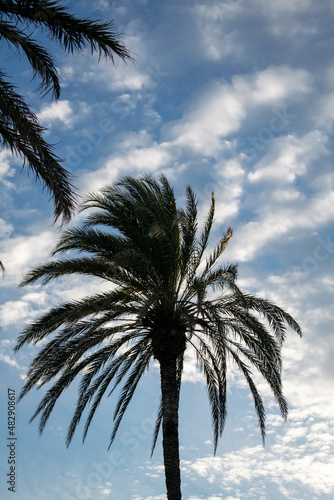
[0,0,132,222]
[15,174,301,452]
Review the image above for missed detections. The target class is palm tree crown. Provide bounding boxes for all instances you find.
[0,0,132,223]
[15,175,302,499]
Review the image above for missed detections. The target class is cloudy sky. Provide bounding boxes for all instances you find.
[1,0,334,499]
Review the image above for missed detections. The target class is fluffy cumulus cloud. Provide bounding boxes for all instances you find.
[79,138,174,194]
[0,230,58,286]
[0,297,42,329]
[38,100,73,126]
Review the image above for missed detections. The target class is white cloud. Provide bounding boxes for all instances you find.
[189,497,223,500]
[79,138,173,194]
[232,263,334,430]
[1,273,114,328]
[61,28,162,94]
[166,66,311,157]
[38,100,73,126]
[226,179,334,263]
[0,352,20,369]
[0,230,58,286]
[194,3,244,61]
[201,158,245,222]
[103,61,152,92]
[0,150,16,188]
[127,145,171,171]
[0,288,50,328]
[170,81,245,155]
[233,66,312,105]
[181,410,334,496]
[0,299,39,328]
[0,218,13,238]
[131,496,166,500]
[193,1,317,62]
[312,93,334,130]
[181,347,204,385]
[77,57,152,92]
[248,131,327,183]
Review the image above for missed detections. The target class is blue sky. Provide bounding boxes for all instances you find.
[1,0,334,498]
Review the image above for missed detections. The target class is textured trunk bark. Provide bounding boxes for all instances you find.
[159,357,182,500]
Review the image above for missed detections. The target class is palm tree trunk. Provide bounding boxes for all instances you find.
[159,356,182,500]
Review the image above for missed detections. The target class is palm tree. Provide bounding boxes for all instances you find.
[15,175,302,500]
[0,0,132,223]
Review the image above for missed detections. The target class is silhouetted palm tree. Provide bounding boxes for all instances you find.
[15,175,302,499]
[0,0,132,223]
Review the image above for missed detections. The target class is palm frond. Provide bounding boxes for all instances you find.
[0,0,132,223]
[228,350,267,442]
[108,344,152,449]
[66,331,143,445]
[178,186,198,283]
[52,226,128,256]
[14,290,137,351]
[188,335,227,453]
[0,19,60,97]
[201,226,233,279]
[0,72,76,223]
[1,0,132,62]
[198,192,216,261]
[150,398,163,457]
[241,294,302,341]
